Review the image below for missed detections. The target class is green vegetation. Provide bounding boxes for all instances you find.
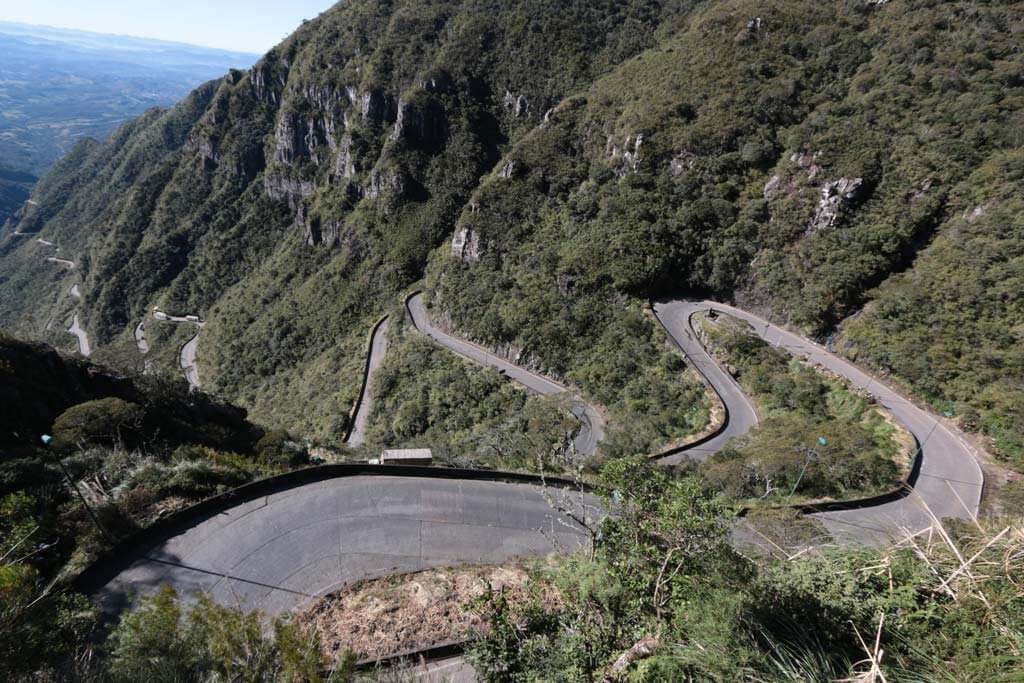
[0,0,1021,678]
[1,0,693,445]
[366,304,708,468]
[365,326,577,470]
[2,0,1020,474]
[837,151,1024,469]
[52,398,147,449]
[107,587,346,683]
[468,458,1024,682]
[427,0,1024,476]
[0,331,264,457]
[0,335,312,678]
[698,314,907,503]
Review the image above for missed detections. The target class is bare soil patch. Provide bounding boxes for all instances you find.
[296,564,558,662]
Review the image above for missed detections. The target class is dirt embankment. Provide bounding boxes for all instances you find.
[296,564,559,663]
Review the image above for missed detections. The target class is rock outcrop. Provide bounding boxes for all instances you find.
[391,96,447,147]
[264,174,315,209]
[452,227,481,262]
[335,134,356,179]
[806,177,863,233]
[347,87,396,123]
[669,150,696,178]
[503,90,530,118]
[365,167,404,201]
[607,134,645,176]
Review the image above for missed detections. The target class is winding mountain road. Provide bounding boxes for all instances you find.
[347,317,391,447]
[653,302,760,463]
[97,474,599,619]
[180,331,202,390]
[67,313,91,357]
[407,294,605,457]
[45,256,75,269]
[150,310,204,390]
[95,290,984,680]
[655,300,983,543]
[134,320,150,354]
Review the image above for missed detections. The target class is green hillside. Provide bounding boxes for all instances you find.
[0,0,1021,468]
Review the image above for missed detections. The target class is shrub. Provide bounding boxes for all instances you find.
[51,398,146,450]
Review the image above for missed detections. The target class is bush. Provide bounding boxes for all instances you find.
[255,429,309,468]
[52,398,146,450]
[108,586,347,682]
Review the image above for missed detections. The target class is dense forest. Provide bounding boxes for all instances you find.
[0,0,1022,678]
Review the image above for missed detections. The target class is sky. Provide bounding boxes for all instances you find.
[0,0,337,53]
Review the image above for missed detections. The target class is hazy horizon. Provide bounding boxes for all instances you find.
[0,0,336,53]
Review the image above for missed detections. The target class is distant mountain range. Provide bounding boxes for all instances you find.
[0,21,257,223]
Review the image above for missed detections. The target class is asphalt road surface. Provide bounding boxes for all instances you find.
[407,293,605,457]
[150,311,204,389]
[653,301,759,463]
[97,475,599,618]
[97,293,985,679]
[347,318,390,447]
[46,256,74,268]
[656,300,984,543]
[67,313,91,357]
[134,320,150,354]
[180,331,201,390]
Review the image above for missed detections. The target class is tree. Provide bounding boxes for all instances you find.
[52,398,146,449]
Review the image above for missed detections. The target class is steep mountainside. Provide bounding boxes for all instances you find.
[0,164,35,227]
[0,0,1021,467]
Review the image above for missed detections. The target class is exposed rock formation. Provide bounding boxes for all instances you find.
[608,134,644,176]
[791,151,822,181]
[763,151,827,202]
[335,134,356,179]
[907,178,934,203]
[669,150,695,178]
[365,168,404,201]
[264,174,315,209]
[391,96,447,146]
[807,177,863,233]
[272,111,335,166]
[452,227,481,262]
[503,89,529,118]
[250,62,284,105]
[347,87,396,123]
[297,204,344,247]
[186,133,219,171]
